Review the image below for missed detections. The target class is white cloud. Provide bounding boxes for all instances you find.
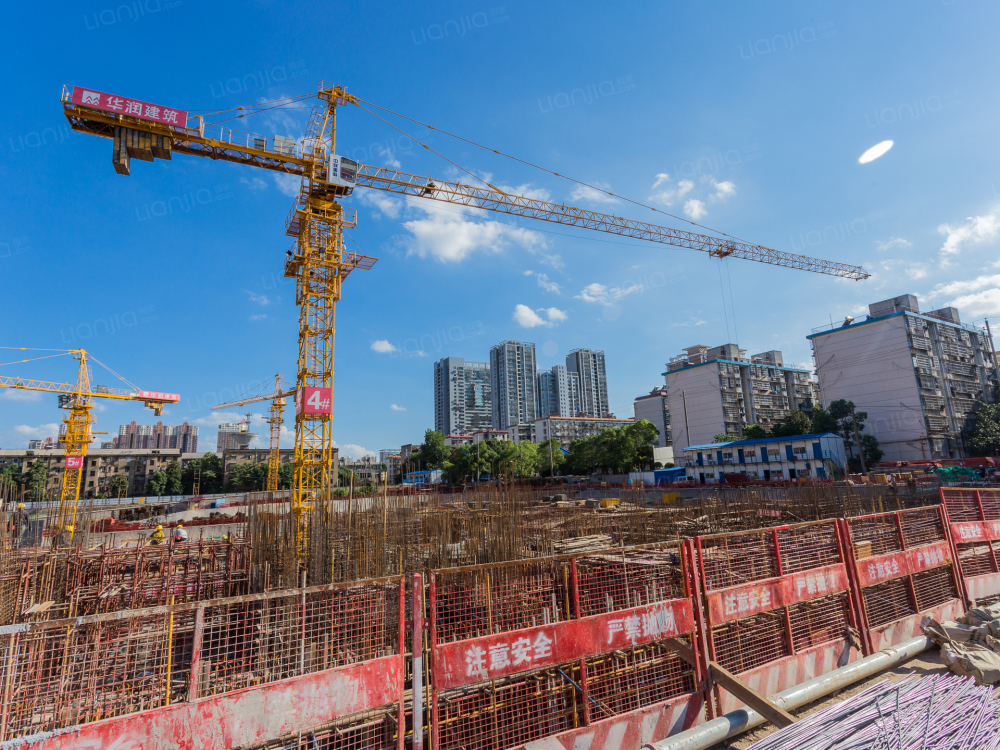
[246,291,270,306]
[250,314,268,320]
[938,209,1000,262]
[390,404,406,411]
[648,175,694,206]
[524,271,561,294]
[371,340,398,353]
[575,282,643,306]
[683,199,707,220]
[1,389,43,402]
[402,200,546,263]
[878,259,928,281]
[333,442,376,461]
[274,173,301,198]
[241,176,267,190]
[357,189,403,219]
[13,423,59,439]
[709,179,736,200]
[513,304,567,328]
[495,182,552,201]
[569,183,619,204]
[949,289,1000,318]
[874,237,912,252]
[925,273,1000,318]
[544,307,568,323]
[927,273,1000,300]
[672,317,708,327]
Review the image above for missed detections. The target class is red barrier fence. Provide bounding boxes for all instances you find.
[940,488,1000,606]
[429,542,708,750]
[694,520,862,715]
[840,507,963,654]
[0,576,405,750]
[8,499,1000,750]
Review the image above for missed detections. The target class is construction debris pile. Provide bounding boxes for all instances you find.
[747,673,1000,750]
[924,600,1000,685]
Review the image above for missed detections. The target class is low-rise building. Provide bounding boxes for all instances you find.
[664,344,817,448]
[444,434,474,446]
[533,416,634,450]
[0,448,203,498]
[677,432,848,484]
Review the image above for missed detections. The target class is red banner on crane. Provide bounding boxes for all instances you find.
[136,391,180,402]
[70,86,188,128]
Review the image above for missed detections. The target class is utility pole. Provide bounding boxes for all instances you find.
[549,438,554,478]
[850,402,867,474]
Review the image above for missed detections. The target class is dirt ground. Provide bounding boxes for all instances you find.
[711,648,948,749]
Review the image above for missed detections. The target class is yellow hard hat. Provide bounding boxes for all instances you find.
[156,525,162,530]
[177,523,183,528]
[17,503,24,509]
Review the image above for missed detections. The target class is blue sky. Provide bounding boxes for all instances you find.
[2,1,999,459]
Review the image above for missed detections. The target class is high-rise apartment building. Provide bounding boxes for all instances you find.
[490,341,538,431]
[665,344,816,448]
[113,421,198,452]
[809,294,999,461]
[537,365,581,418]
[566,349,610,417]
[433,357,492,436]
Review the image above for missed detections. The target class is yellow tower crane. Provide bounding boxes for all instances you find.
[210,374,294,493]
[59,82,869,560]
[0,348,179,540]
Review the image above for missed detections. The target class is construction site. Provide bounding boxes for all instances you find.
[1,47,1000,749]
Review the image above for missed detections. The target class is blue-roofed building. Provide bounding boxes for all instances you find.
[677,432,848,484]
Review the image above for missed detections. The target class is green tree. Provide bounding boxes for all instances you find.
[227,462,268,491]
[537,438,566,476]
[147,470,168,496]
[811,409,839,434]
[277,461,294,489]
[770,411,813,438]
[417,429,449,469]
[0,463,22,487]
[107,474,129,497]
[969,402,1000,457]
[827,399,870,468]
[181,453,223,495]
[338,465,357,488]
[713,433,740,443]
[860,434,884,468]
[26,459,48,500]
[164,460,182,495]
[742,424,768,440]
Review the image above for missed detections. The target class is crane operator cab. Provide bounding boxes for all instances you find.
[327,155,358,195]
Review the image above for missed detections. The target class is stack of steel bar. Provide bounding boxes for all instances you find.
[746,673,1000,749]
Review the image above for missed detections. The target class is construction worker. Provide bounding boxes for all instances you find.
[11,503,28,546]
[174,523,188,543]
[149,525,165,545]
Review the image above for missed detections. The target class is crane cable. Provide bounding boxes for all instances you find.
[352,102,506,197]
[352,96,756,245]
